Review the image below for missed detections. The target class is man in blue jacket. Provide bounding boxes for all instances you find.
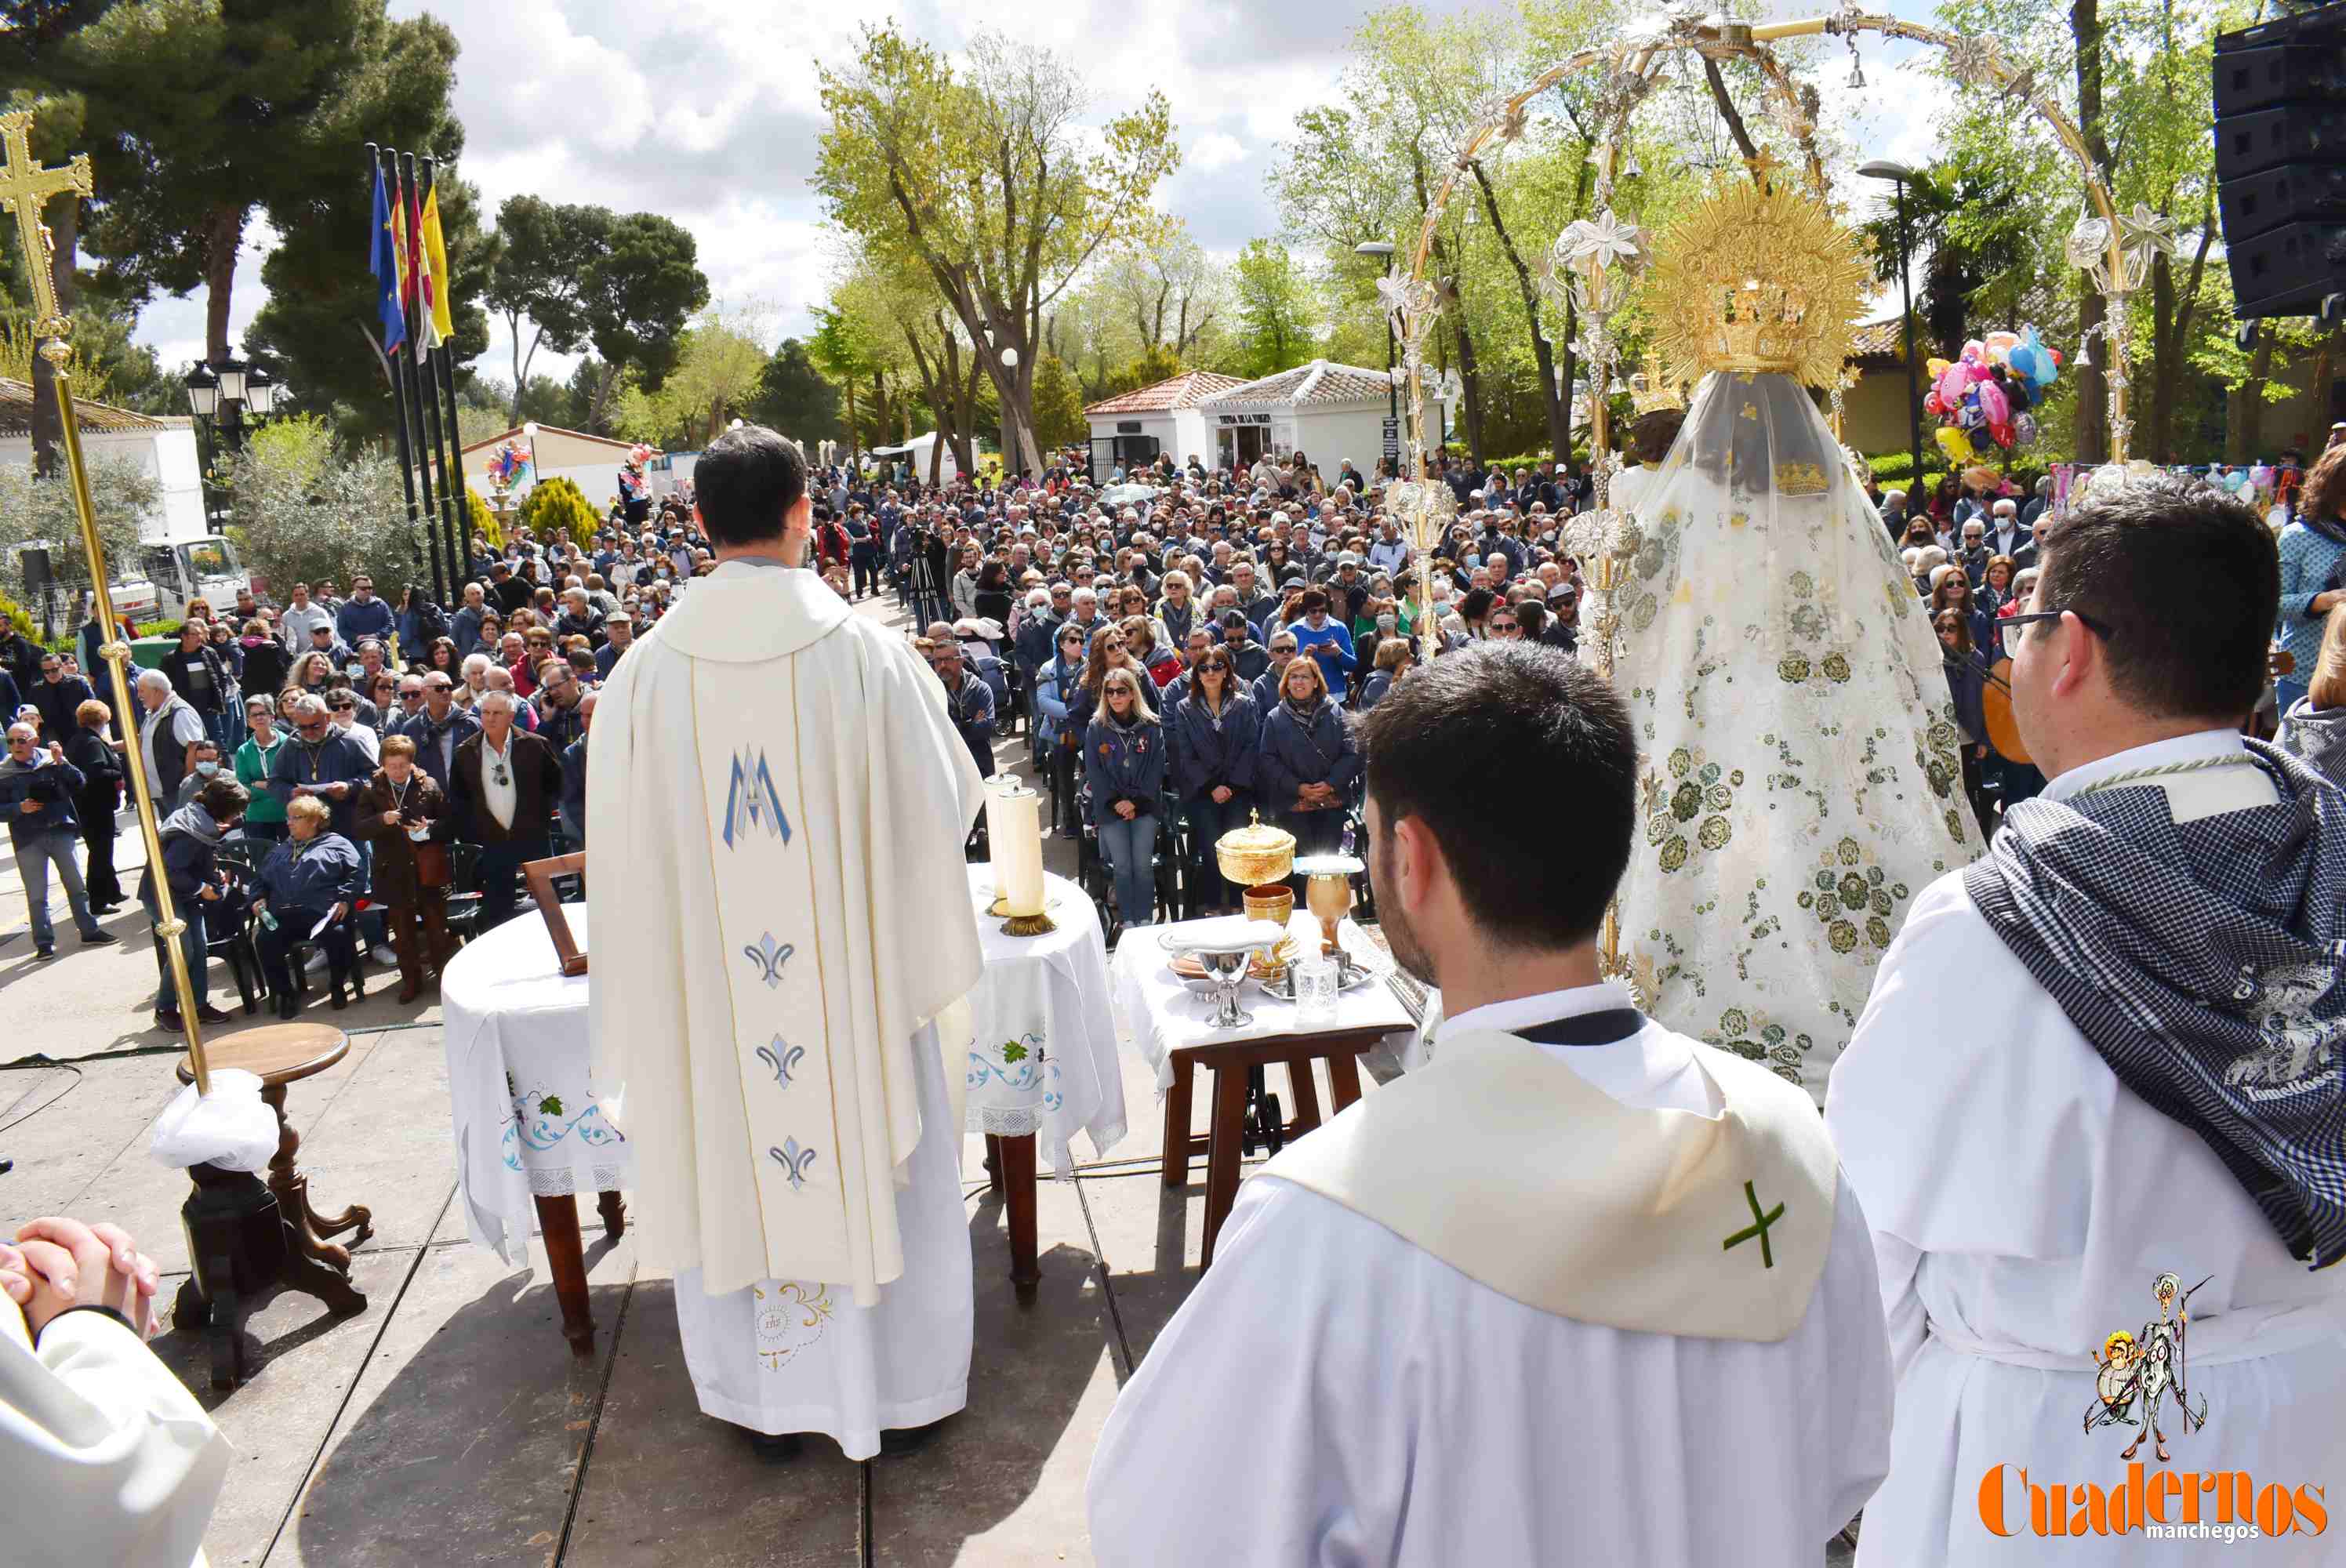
[333,575,397,652]
[0,723,118,960]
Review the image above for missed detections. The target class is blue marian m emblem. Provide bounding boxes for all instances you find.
[769,1138,819,1191]
[756,1036,806,1087]
[723,747,793,850]
[743,931,794,989]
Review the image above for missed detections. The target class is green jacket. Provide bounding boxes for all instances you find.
[234,735,286,825]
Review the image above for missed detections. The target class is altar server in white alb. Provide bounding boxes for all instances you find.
[588,425,986,1460]
[1829,478,2346,1566]
[1088,644,1894,1566]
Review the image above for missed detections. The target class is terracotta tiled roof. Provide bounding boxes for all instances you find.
[0,377,168,437]
[1850,318,1908,361]
[1200,360,1396,408]
[1084,371,1249,416]
[459,423,652,456]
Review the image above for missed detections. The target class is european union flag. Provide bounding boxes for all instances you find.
[370,168,407,356]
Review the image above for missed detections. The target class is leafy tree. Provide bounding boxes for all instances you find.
[224,435,427,604]
[808,305,881,465]
[578,212,707,430]
[480,195,601,423]
[816,25,1180,475]
[746,338,840,445]
[1101,343,1186,400]
[0,456,154,605]
[463,485,501,550]
[21,0,463,365]
[663,298,773,446]
[1030,352,1086,447]
[1229,241,1318,380]
[518,474,598,552]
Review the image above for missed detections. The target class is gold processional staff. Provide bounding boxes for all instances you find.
[0,109,212,1091]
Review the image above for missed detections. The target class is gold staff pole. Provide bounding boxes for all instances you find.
[0,111,210,1091]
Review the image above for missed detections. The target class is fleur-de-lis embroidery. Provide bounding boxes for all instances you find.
[743,931,794,989]
[755,1036,806,1086]
[769,1138,819,1191]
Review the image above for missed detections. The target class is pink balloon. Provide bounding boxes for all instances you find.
[1977,378,2009,426]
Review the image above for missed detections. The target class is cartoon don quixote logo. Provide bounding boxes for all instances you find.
[2085,1272,2212,1463]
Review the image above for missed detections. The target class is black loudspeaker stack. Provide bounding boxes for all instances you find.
[2215,1,2346,321]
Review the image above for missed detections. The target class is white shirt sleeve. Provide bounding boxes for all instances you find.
[0,1306,233,1568]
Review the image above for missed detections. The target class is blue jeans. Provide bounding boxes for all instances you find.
[148,901,208,1013]
[16,826,98,947]
[1096,811,1157,928]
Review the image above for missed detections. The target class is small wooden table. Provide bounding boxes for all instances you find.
[1161,1025,1383,1268]
[170,1022,370,1387]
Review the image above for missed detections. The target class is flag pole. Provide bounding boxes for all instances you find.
[372,145,434,608]
[418,154,469,598]
[396,151,448,609]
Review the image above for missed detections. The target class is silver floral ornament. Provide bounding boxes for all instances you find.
[2117,202,2178,267]
[1941,34,2010,93]
[2064,214,2113,274]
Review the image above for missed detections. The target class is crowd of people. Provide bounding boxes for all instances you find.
[7,418,2341,1034]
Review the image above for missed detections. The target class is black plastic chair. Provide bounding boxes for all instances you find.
[209,842,266,1014]
[442,840,485,947]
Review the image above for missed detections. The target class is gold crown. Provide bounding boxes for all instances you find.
[1774,461,1831,497]
[1629,349,1686,416]
[1643,162,1870,391]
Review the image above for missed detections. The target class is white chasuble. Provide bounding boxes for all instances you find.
[589,560,986,1307]
[1090,985,1896,1566]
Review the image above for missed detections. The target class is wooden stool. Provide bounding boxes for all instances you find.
[169,1022,369,1388]
[1160,1026,1382,1268]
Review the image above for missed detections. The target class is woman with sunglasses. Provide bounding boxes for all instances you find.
[1034,622,1088,833]
[1084,668,1166,933]
[1167,644,1259,914]
[1935,608,1995,837]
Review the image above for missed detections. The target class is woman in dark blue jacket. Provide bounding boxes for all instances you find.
[1168,649,1260,915]
[1084,667,1167,931]
[251,794,368,1011]
[1258,655,1360,860]
[1935,608,1995,840]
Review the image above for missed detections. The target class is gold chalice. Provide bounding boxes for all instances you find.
[1296,854,1365,971]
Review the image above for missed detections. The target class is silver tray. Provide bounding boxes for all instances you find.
[1257,956,1380,1001]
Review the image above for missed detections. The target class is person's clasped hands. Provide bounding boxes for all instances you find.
[0,1215,162,1341]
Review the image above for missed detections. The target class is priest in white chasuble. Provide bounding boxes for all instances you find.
[1828,478,2346,1566]
[1088,645,1894,1566]
[587,425,987,1460]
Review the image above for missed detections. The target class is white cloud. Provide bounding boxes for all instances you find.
[131,0,1974,387]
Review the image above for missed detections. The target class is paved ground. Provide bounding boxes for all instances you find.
[0,589,1855,1566]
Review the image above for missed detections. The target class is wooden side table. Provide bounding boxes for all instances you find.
[536,1189,626,1356]
[981,1133,1040,1303]
[169,1022,370,1388]
[1159,1025,1382,1268]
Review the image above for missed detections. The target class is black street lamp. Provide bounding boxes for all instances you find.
[184,351,282,525]
[1858,160,1924,494]
[1354,239,1398,476]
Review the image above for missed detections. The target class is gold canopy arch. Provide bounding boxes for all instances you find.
[1377,7,2154,670]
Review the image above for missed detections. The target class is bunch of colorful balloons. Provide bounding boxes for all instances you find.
[486,438,533,489]
[1923,325,2064,466]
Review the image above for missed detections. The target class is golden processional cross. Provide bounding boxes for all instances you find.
[0,109,214,1090]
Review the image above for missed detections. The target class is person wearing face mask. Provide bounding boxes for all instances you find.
[170,739,227,812]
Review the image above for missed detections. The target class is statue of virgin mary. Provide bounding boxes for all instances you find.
[1606,169,1977,1103]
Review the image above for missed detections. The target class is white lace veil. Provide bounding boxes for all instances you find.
[1608,368,1978,1102]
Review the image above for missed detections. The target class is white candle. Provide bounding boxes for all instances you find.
[982,775,1019,908]
[994,786,1047,916]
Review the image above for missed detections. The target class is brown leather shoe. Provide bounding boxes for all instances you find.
[397,977,424,1004]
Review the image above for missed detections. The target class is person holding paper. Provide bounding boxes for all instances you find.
[249,794,365,1014]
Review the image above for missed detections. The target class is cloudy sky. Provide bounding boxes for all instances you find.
[131,0,1954,387]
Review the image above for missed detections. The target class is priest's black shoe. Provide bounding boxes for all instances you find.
[879,1418,949,1457]
[746,1432,803,1462]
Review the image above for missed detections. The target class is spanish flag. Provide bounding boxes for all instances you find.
[419,183,453,351]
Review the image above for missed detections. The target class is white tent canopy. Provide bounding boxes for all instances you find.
[868,431,960,484]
